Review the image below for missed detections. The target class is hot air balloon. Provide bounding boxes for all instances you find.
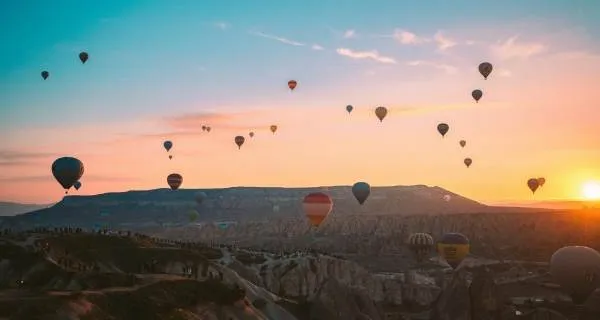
[234,136,245,149]
[471,89,483,103]
[79,52,89,64]
[464,158,472,168]
[51,157,84,193]
[538,177,546,187]
[302,192,333,227]
[408,233,434,263]
[188,210,199,222]
[346,105,353,114]
[270,125,278,134]
[195,191,207,205]
[163,141,172,151]
[437,123,449,137]
[352,182,371,205]
[478,62,493,80]
[206,127,212,133]
[167,173,183,190]
[443,195,451,202]
[73,181,82,191]
[288,80,297,91]
[41,71,49,80]
[550,246,600,304]
[527,178,540,194]
[459,140,466,148]
[375,106,387,122]
[202,125,206,131]
[249,131,255,138]
[438,232,470,269]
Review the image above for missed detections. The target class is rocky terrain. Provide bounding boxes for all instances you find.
[0,202,50,216]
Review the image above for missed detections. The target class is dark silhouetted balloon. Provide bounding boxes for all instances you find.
[351,182,371,205]
[270,125,278,134]
[79,52,89,64]
[73,181,82,190]
[346,105,353,114]
[167,173,183,190]
[538,177,546,187]
[234,136,245,149]
[288,80,297,90]
[459,140,466,148]
[550,246,600,304]
[478,62,493,79]
[375,106,387,122]
[41,71,49,80]
[527,178,540,194]
[51,157,84,192]
[437,123,449,137]
[472,89,483,103]
[464,158,472,168]
[249,132,255,138]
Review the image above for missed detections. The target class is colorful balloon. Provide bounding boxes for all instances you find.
[79,52,89,64]
[472,89,483,103]
[351,182,371,205]
[408,233,434,263]
[51,157,84,193]
[437,123,449,137]
[234,136,245,149]
[41,71,49,80]
[288,80,297,91]
[167,173,183,190]
[374,106,388,122]
[438,232,470,269]
[270,125,278,134]
[550,246,600,304]
[346,105,353,114]
[478,62,493,80]
[527,178,540,194]
[459,140,466,148]
[302,192,333,227]
[464,158,472,168]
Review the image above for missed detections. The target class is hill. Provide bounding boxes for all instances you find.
[0,202,50,216]
[2,185,551,230]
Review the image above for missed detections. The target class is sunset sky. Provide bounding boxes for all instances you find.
[1,0,600,204]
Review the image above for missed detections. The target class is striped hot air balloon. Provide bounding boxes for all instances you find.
[408,233,434,263]
[302,192,333,227]
[167,173,183,190]
[288,80,297,91]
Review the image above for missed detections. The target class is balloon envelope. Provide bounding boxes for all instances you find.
[302,192,333,227]
[351,182,371,205]
[270,125,278,134]
[346,105,353,113]
[288,80,297,90]
[41,71,49,80]
[459,140,466,148]
[408,233,434,262]
[437,123,449,137]
[550,246,600,304]
[374,106,387,122]
[438,233,470,269]
[73,181,82,190]
[249,132,255,138]
[234,136,245,149]
[538,177,546,187]
[51,157,84,190]
[167,173,183,190]
[472,89,483,102]
[478,62,493,79]
[527,178,539,194]
[464,158,472,168]
[163,141,173,152]
[79,52,89,64]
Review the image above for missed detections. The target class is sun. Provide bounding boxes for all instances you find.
[582,181,600,200]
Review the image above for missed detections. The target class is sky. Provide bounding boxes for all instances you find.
[1,0,600,204]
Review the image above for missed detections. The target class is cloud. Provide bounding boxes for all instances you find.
[392,29,428,45]
[406,60,458,74]
[0,150,58,167]
[214,21,230,30]
[490,36,547,60]
[433,31,457,51]
[311,44,324,51]
[336,48,397,64]
[343,29,356,39]
[249,31,305,46]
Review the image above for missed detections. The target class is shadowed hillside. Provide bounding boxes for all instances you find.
[0,202,49,216]
[2,185,551,230]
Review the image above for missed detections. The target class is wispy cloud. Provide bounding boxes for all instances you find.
[343,29,356,39]
[406,60,458,74]
[392,29,428,45]
[249,31,305,46]
[0,150,58,167]
[311,44,324,51]
[433,31,457,51]
[490,36,547,60]
[336,48,397,64]
[214,21,230,30]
